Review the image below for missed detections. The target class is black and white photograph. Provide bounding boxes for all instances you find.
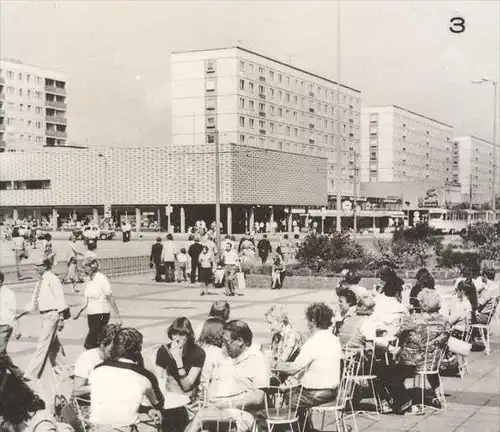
[0,1,499,431]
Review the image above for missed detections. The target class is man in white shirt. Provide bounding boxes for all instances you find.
[21,257,68,381]
[276,303,341,432]
[0,270,16,355]
[90,327,163,428]
[161,233,177,282]
[73,323,121,398]
[222,242,240,296]
[186,320,269,432]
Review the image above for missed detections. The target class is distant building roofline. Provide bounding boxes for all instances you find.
[363,104,453,128]
[454,135,498,146]
[0,57,66,78]
[171,46,361,94]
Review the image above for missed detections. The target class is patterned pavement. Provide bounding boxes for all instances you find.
[6,274,500,432]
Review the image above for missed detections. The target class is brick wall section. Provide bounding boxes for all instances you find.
[0,145,327,207]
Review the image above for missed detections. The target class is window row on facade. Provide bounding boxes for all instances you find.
[237,96,359,128]
[2,86,45,100]
[237,59,360,108]
[235,114,357,139]
[0,179,51,190]
[237,79,357,113]
[2,132,45,144]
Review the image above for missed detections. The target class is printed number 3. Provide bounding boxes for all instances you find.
[450,17,465,34]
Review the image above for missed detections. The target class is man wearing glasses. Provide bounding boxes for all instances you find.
[186,320,269,432]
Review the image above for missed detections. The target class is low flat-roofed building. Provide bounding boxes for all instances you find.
[0,145,327,233]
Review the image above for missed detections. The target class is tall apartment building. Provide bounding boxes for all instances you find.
[360,105,454,185]
[453,136,499,205]
[171,46,361,197]
[0,58,67,152]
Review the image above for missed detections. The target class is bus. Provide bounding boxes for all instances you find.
[426,208,498,234]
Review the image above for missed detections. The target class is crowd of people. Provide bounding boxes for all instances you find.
[148,232,302,295]
[1,233,499,432]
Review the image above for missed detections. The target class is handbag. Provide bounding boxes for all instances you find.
[448,336,472,356]
[236,265,246,291]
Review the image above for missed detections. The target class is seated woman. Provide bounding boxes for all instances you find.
[333,289,357,334]
[0,355,69,432]
[342,269,368,299]
[375,289,450,414]
[409,268,435,313]
[372,278,409,338]
[196,318,231,402]
[73,324,121,398]
[264,306,303,370]
[441,281,472,376]
[154,317,206,432]
[194,300,230,341]
[275,303,342,432]
[336,294,377,349]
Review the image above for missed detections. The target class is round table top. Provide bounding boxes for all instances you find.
[163,392,190,410]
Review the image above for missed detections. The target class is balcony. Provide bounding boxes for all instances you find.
[0,123,5,131]
[0,92,4,100]
[46,129,67,139]
[259,93,266,100]
[45,115,67,125]
[259,76,266,82]
[258,111,266,117]
[259,129,266,135]
[45,100,67,110]
[44,85,66,96]
[0,140,5,151]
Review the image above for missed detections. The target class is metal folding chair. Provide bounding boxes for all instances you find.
[305,345,361,432]
[263,384,303,432]
[468,296,500,355]
[412,328,450,413]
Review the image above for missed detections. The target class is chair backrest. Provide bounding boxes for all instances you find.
[336,345,362,409]
[263,385,303,421]
[52,364,75,400]
[357,340,377,376]
[421,328,450,373]
[485,296,500,326]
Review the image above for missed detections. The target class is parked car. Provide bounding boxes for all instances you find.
[73,225,115,241]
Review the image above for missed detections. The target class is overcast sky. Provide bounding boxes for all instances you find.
[1,0,498,147]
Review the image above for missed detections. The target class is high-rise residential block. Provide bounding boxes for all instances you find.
[0,58,67,152]
[171,46,361,196]
[453,135,500,205]
[360,105,454,185]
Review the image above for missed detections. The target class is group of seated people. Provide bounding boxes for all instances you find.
[1,266,498,432]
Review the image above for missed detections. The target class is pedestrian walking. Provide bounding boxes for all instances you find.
[64,234,84,292]
[188,236,203,284]
[176,248,189,282]
[11,227,27,280]
[161,233,177,282]
[199,245,214,296]
[74,259,122,349]
[222,242,240,296]
[257,234,272,264]
[149,237,164,282]
[18,257,68,381]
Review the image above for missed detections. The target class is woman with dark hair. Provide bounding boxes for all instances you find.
[409,268,435,313]
[197,318,229,402]
[155,317,206,396]
[275,303,341,431]
[154,317,206,432]
[377,266,404,300]
[194,300,231,340]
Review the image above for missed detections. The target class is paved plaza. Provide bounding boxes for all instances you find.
[6,273,500,432]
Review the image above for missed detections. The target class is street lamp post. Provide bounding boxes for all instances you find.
[215,130,221,254]
[97,153,109,222]
[335,0,342,232]
[472,78,498,219]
